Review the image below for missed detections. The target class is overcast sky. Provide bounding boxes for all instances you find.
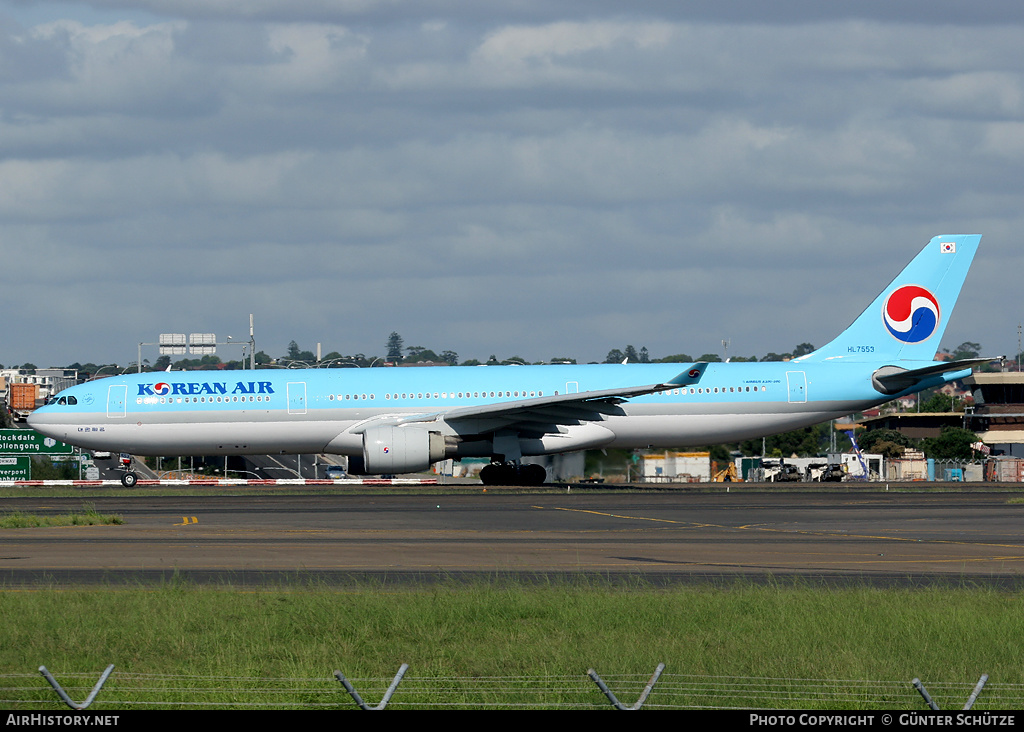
[2,1,1023,369]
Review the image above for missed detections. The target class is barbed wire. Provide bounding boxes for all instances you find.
[4,670,1021,710]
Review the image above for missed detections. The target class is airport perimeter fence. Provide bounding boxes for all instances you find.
[3,666,1023,710]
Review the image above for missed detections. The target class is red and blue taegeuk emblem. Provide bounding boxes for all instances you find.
[882,285,940,343]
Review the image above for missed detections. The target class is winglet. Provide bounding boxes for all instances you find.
[665,362,709,387]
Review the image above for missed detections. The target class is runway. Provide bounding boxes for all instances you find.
[2,491,1024,587]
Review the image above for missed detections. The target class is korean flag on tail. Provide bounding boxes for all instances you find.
[940,241,956,253]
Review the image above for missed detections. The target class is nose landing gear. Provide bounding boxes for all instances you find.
[118,452,138,487]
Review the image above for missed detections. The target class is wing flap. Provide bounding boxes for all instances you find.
[442,363,708,428]
[348,364,710,436]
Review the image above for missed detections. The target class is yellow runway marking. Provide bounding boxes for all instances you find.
[174,516,198,525]
[536,505,719,528]
[536,505,1024,551]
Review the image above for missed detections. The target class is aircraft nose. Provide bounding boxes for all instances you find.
[26,407,53,432]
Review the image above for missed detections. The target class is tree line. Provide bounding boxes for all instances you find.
[17,335,999,377]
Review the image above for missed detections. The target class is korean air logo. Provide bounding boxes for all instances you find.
[883,285,940,343]
[153,382,170,396]
[688,368,701,378]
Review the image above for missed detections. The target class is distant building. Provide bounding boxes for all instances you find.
[856,411,967,440]
[639,452,711,482]
[963,372,1024,458]
[0,368,78,400]
[1,368,78,421]
[856,371,1024,458]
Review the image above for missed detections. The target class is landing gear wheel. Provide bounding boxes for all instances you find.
[121,472,138,488]
[480,462,547,486]
[480,463,513,486]
[521,463,547,486]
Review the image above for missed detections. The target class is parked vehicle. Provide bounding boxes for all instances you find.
[762,460,802,482]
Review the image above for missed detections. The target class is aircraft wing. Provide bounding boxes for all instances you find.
[349,363,709,435]
[871,357,1000,395]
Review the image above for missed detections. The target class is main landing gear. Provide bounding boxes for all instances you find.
[479,462,547,486]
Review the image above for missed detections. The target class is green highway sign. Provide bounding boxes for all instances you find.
[0,456,32,480]
[0,429,74,455]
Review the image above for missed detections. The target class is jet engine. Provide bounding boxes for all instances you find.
[349,425,447,475]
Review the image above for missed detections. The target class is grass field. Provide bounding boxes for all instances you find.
[0,504,122,528]
[2,580,1021,710]
[2,483,1020,709]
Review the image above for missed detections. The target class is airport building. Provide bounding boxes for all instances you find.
[962,372,1024,458]
[856,371,1024,458]
[640,452,712,482]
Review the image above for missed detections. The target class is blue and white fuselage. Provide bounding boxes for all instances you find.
[23,360,960,454]
[29,235,988,480]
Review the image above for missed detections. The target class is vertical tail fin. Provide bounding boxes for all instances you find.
[799,234,980,363]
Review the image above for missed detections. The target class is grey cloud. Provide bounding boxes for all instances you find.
[1,3,1022,368]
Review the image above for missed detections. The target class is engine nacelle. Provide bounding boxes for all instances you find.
[352,426,447,475]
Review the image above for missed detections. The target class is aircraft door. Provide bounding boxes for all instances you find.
[786,371,807,403]
[287,382,307,415]
[107,384,127,418]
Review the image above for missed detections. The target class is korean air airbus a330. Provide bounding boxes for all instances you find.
[29,235,992,486]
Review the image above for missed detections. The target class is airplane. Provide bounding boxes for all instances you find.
[28,234,994,487]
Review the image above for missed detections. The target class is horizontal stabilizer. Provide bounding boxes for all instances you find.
[871,357,1000,395]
